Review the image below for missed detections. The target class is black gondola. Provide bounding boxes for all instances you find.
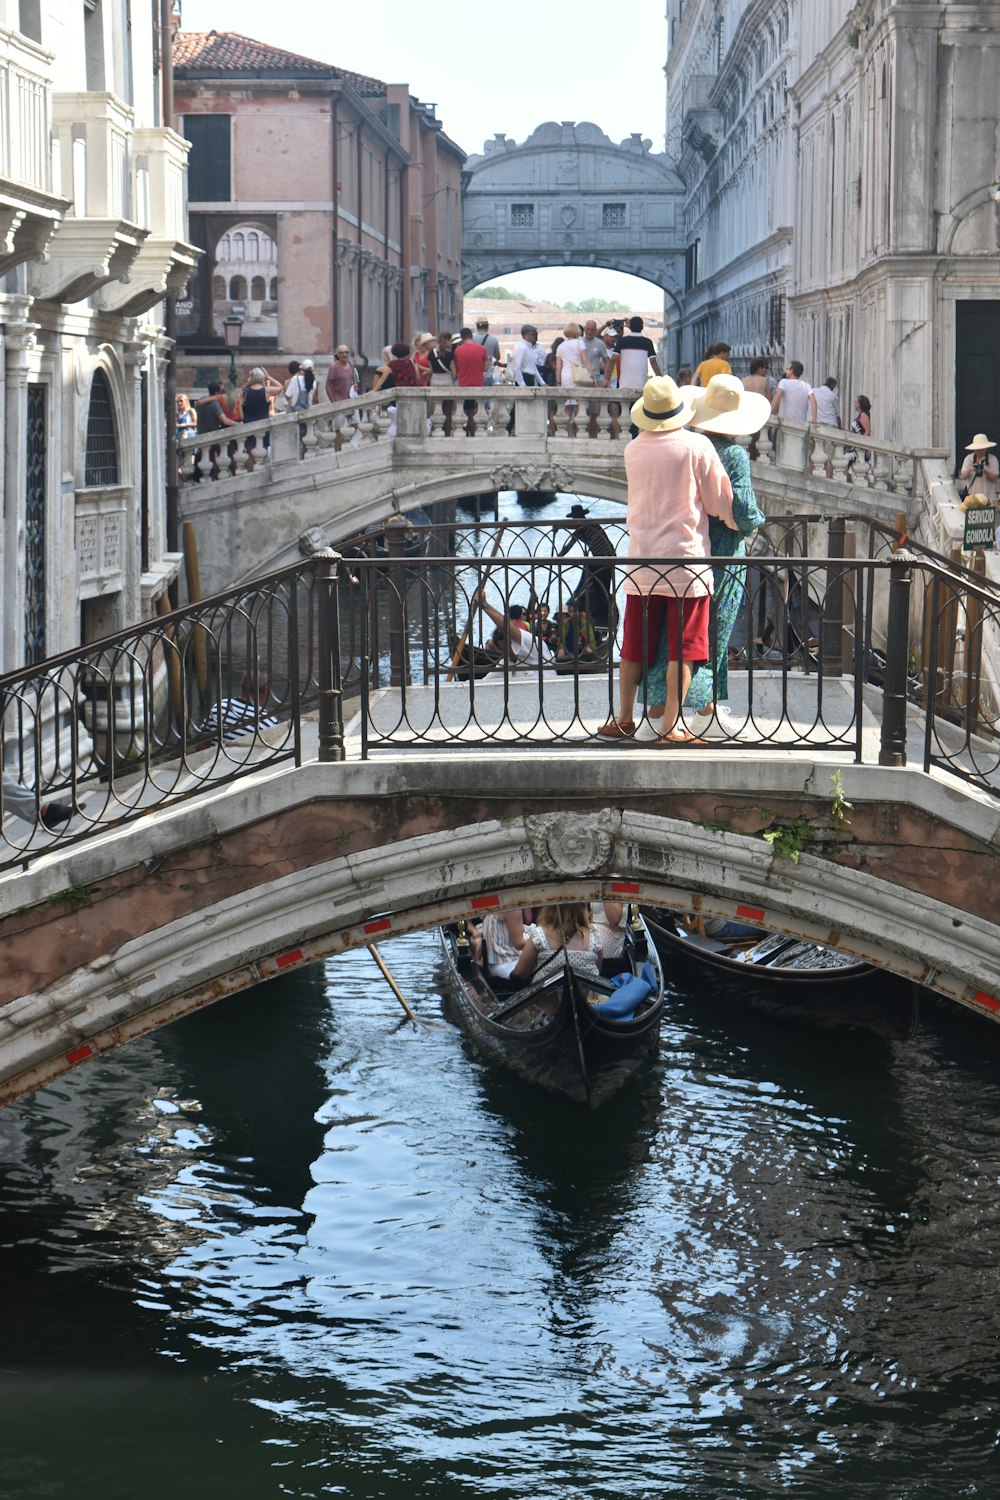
[439,914,665,1108]
[643,909,876,985]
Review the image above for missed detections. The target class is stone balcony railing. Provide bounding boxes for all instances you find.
[0,25,67,276]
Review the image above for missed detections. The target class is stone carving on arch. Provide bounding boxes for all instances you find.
[942,184,1000,256]
[526,810,620,876]
[461,120,686,295]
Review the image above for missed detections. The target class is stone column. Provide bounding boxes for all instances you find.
[2,307,38,672]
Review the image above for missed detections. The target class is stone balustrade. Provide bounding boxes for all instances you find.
[177,386,644,483]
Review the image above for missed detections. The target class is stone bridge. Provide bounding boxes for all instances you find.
[2,742,1000,1111]
[179,387,956,593]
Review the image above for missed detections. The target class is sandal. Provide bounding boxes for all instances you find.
[597,718,637,739]
[656,730,704,745]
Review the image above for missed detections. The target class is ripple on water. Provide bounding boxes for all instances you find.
[0,935,1000,1496]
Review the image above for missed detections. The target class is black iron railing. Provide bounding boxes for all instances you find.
[2,518,1000,869]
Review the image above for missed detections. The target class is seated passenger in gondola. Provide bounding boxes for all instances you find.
[480,909,537,988]
[523,903,618,980]
[591,900,633,976]
[556,602,598,662]
[474,591,553,667]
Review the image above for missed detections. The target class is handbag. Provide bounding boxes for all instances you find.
[572,363,595,386]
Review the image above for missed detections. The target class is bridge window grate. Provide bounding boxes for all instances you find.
[602,202,627,228]
[84,369,119,488]
[510,202,534,228]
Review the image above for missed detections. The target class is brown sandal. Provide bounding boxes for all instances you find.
[597,718,637,739]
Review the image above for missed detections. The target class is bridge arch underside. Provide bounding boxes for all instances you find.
[2,758,999,1107]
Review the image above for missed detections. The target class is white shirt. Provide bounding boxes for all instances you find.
[811,384,840,427]
[511,339,546,385]
[775,377,812,423]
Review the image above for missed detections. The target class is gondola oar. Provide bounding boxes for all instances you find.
[367,943,447,1030]
[446,523,508,682]
[367,943,418,1026]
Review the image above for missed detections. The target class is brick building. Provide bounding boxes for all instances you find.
[172,31,465,388]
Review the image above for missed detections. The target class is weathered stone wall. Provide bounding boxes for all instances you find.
[1,754,998,1107]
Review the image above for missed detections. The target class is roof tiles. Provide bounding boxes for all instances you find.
[172,30,386,94]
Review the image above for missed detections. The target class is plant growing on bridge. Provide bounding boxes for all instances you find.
[761,815,813,864]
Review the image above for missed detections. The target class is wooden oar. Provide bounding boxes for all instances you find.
[446,522,508,681]
[367,943,418,1025]
[367,943,447,1030]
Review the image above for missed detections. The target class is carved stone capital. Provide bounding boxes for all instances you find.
[298,525,332,556]
[527,811,618,876]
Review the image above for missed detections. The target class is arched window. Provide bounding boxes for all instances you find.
[233,232,245,258]
[251,275,266,299]
[269,276,278,300]
[229,275,247,299]
[212,274,226,300]
[248,232,259,259]
[219,235,230,260]
[84,370,119,488]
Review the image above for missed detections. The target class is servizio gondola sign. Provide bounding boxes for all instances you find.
[963,504,996,550]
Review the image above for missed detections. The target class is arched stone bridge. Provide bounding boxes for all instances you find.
[179,388,948,593]
[2,749,998,1110]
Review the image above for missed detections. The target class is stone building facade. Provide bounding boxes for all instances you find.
[0,0,197,679]
[666,0,1000,452]
[172,32,465,388]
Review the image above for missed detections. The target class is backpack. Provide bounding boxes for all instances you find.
[290,375,311,412]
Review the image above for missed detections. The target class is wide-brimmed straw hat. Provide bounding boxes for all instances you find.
[966,433,997,452]
[630,375,696,433]
[681,373,771,437]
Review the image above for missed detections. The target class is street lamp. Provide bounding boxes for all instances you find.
[222,312,243,383]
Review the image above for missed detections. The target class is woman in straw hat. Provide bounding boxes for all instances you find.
[597,374,738,744]
[644,374,769,740]
[959,433,999,506]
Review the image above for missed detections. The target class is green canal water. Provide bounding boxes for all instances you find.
[1,931,999,1498]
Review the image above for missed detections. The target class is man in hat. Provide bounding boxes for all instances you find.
[473,319,502,386]
[959,434,999,506]
[559,503,617,628]
[598,375,736,743]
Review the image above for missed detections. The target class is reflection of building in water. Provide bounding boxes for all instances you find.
[213,225,278,338]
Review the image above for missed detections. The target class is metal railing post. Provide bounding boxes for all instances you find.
[315,549,345,762]
[879,550,913,766]
[385,515,411,690]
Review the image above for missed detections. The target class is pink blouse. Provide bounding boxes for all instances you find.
[622,428,736,596]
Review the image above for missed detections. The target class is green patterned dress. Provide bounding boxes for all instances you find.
[644,437,765,712]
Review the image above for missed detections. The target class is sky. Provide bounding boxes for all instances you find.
[176,0,669,307]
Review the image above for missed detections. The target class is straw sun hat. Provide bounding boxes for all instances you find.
[682,373,771,437]
[966,433,997,452]
[630,375,696,433]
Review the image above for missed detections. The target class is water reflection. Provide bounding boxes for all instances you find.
[1,934,1000,1496]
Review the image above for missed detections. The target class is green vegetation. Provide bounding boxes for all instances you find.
[761,817,813,864]
[468,284,529,302]
[564,297,630,314]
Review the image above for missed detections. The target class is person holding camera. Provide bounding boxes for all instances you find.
[959,434,999,504]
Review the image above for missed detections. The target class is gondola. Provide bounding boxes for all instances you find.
[643,908,876,985]
[439,913,665,1108]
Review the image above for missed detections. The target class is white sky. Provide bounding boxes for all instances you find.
[176,0,669,307]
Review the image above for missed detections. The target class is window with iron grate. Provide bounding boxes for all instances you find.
[510,203,534,228]
[602,203,627,229]
[84,370,119,487]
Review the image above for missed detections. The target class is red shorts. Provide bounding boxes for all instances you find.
[621,593,710,665]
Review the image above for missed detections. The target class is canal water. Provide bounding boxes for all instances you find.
[2,931,999,1498]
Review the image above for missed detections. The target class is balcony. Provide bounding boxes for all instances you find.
[97,126,200,317]
[0,26,68,275]
[30,91,148,303]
